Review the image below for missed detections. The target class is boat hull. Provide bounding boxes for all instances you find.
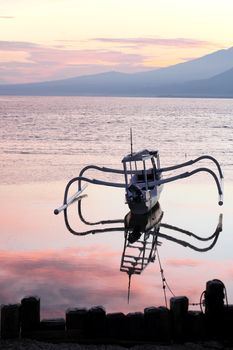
[125,202,163,232]
[128,184,163,214]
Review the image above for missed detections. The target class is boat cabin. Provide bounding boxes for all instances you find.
[122,149,161,191]
[121,150,162,214]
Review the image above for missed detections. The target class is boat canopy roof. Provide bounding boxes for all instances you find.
[122,149,158,163]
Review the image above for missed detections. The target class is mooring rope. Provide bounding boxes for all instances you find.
[156,246,206,311]
[156,246,175,308]
[155,246,230,314]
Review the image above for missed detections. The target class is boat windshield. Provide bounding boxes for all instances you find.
[123,154,158,189]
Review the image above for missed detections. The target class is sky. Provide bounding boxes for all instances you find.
[0,0,233,83]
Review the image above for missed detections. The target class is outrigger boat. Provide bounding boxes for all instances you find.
[54,148,224,217]
[54,140,223,303]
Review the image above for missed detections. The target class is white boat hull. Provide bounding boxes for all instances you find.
[128,184,163,214]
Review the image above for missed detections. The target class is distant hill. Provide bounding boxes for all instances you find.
[0,46,233,97]
[164,67,233,97]
[133,46,233,85]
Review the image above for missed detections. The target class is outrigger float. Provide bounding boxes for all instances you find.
[54,148,224,217]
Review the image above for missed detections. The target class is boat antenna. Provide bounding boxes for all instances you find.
[130,128,133,156]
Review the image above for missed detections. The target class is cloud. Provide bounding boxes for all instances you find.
[0,38,223,83]
[0,246,152,317]
[0,41,39,50]
[93,37,219,49]
[0,40,151,83]
[0,245,192,316]
[0,16,15,19]
[1,246,233,318]
[165,258,203,268]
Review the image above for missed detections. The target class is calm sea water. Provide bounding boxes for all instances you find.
[1,96,233,183]
[0,96,233,317]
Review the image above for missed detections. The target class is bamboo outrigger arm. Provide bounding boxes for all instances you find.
[76,157,223,204]
[77,199,124,226]
[155,230,221,252]
[63,224,125,236]
[156,213,222,252]
[156,167,223,205]
[54,153,223,219]
[54,175,125,215]
[161,213,223,242]
[77,164,137,190]
[158,155,224,179]
[54,165,223,216]
[54,174,126,235]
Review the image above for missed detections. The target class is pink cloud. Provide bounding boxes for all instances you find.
[0,41,150,83]
[0,246,151,317]
[0,41,38,50]
[0,37,220,84]
[166,258,203,267]
[0,16,15,19]
[93,37,220,49]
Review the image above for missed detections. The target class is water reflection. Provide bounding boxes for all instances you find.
[65,197,223,277]
[66,197,222,242]
[0,181,226,317]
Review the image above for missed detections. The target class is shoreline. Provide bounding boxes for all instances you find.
[1,288,232,348]
[1,339,233,350]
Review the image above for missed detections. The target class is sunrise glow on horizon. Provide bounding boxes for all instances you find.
[0,0,233,83]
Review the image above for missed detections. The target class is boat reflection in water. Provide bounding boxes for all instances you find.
[64,197,223,302]
[121,203,222,302]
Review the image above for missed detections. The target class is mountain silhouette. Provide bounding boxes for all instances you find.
[0,46,233,97]
[164,67,233,97]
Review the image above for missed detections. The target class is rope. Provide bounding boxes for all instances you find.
[189,291,205,313]
[156,248,228,314]
[156,247,206,312]
[156,247,175,308]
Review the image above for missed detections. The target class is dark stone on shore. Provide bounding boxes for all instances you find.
[204,279,225,340]
[205,279,225,315]
[157,306,172,341]
[224,305,233,341]
[66,307,88,332]
[21,296,40,335]
[1,288,233,344]
[170,296,189,342]
[87,306,106,338]
[186,311,205,341]
[126,312,144,340]
[106,312,127,339]
[40,318,65,331]
[144,306,171,341]
[0,304,21,339]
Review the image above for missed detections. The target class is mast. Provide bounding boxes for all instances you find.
[127,272,132,304]
[130,128,133,156]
